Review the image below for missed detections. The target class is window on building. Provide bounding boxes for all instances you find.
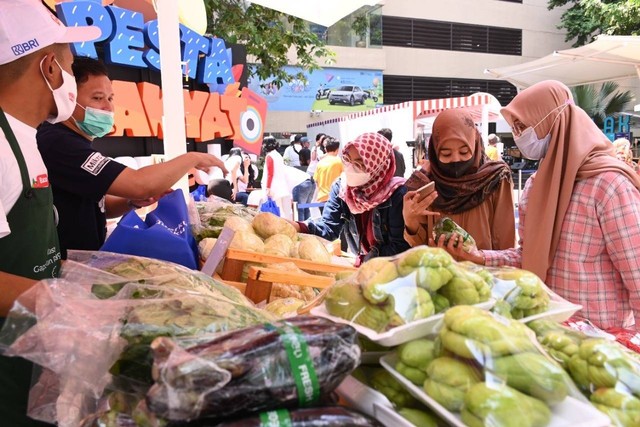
[383,75,518,106]
[382,16,521,56]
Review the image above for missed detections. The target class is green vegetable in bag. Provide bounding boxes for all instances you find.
[538,330,582,368]
[325,281,394,332]
[505,273,550,319]
[432,293,450,314]
[423,357,482,411]
[493,352,570,404]
[396,339,437,385]
[396,247,454,292]
[397,408,438,427]
[461,383,551,427]
[438,266,491,306]
[590,388,640,427]
[432,217,476,252]
[370,368,417,408]
[568,338,640,395]
[440,306,537,359]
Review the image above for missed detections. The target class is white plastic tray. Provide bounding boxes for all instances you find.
[311,300,494,347]
[380,354,610,427]
[492,278,582,324]
[336,376,417,427]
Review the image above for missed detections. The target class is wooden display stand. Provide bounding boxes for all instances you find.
[218,248,356,304]
[200,227,356,305]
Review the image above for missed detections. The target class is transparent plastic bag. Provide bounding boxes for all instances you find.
[380,305,602,427]
[146,316,360,421]
[321,246,494,334]
[1,252,272,427]
[528,319,640,427]
[193,199,257,241]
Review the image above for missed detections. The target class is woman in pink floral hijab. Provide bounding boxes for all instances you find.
[292,132,410,265]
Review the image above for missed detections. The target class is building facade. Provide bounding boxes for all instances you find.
[265,0,575,134]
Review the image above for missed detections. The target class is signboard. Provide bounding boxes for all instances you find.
[51,0,267,154]
[248,66,383,112]
[603,115,631,143]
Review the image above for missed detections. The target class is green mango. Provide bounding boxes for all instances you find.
[423,357,482,411]
[461,383,551,427]
[493,352,570,404]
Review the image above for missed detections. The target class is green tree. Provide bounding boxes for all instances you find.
[570,81,634,128]
[548,0,640,47]
[204,0,334,86]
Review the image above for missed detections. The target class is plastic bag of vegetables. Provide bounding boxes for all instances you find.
[0,252,271,427]
[323,246,493,333]
[432,217,476,252]
[146,316,360,421]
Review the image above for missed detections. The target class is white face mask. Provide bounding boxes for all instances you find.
[40,58,78,124]
[512,102,569,161]
[514,128,551,160]
[344,163,371,187]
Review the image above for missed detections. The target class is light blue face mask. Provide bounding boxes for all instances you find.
[75,105,114,138]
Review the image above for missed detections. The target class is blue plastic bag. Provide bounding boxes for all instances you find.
[190,185,207,202]
[101,189,199,269]
[259,197,281,217]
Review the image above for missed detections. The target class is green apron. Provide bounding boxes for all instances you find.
[0,109,60,426]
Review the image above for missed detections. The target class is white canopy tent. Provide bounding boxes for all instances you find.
[485,35,640,129]
[248,0,384,27]
[484,35,640,89]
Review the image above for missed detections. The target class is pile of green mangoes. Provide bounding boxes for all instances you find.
[529,320,640,427]
[394,306,577,427]
[324,246,493,332]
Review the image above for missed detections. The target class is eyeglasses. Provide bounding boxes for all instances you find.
[511,120,528,138]
[341,151,366,171]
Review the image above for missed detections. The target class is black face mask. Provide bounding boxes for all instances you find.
[437,158,474,178]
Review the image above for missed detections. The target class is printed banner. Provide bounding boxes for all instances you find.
[249,66,383,112]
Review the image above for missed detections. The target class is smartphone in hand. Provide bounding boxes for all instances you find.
[416,181,435,201]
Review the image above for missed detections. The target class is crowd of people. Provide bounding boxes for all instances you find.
[287,82,640,334]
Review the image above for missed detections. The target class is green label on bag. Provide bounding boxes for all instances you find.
[267,322,321,406]
[259,409,293,427]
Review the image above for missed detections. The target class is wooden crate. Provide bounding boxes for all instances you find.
[218,248,356,304]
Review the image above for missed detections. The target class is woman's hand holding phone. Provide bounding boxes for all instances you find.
[402,181,440,234]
